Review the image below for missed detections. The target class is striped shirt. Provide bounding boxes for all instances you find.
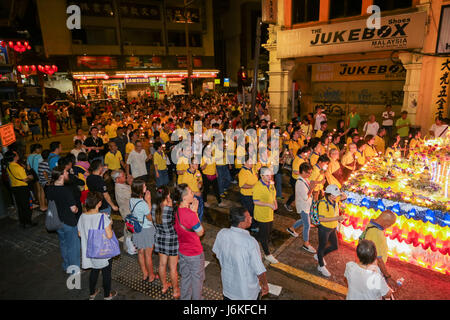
[38,161,50,186]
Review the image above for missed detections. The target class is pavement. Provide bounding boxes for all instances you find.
[0,123,449,300]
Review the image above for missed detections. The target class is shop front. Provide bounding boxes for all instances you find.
[265,10,428,125]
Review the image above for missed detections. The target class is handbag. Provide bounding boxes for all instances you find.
[86,214,121,259]
[45,200,63,231]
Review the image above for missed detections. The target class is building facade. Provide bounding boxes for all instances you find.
[36,0,218,100]
[264,0,450,133]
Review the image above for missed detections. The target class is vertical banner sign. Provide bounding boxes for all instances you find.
[262,0,277,24]
[0,123,16,147]
[436,58,450,118]
[436,5,450,54]
[224,78,230,87]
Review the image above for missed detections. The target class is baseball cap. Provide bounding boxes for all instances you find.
[325,184,341,197]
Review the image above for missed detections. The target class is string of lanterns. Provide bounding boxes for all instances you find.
[0,40,32,53]
[16,64,58,76]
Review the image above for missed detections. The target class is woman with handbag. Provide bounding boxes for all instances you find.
[152,186,180,299]
[4,150,36,228]
[77,192,118,300]
[130,179,158,282]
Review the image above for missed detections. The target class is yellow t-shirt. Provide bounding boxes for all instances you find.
[325,159,342,188]
[363,144,378,159]
[329,143,340,153]
[374,135,385,154]
[292,156,306,180]
[318,199,339,229]
[310,164,325,191]
[310,153,320,166]
[160,131,170,143]
[105,124,117,139]
[7,162,28,187]
[300,124,313,138]
[201,156,216,176]
[154,151,168,171]
[125,142,135,154]
[176,156,190,184]
[355,150,366,166]
[253,180,276,223]
[365,223,388,264]
[104,151,123,171]
[238,167,259,196]
[288,139,303,157]
[235,145,246,169]
[315,130,323,139]
[341,152,356,170]
[179,169,202,193]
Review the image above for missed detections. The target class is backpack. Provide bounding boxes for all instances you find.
[310,199,328,227]
[124,200,145,234]
[45,200,63,231]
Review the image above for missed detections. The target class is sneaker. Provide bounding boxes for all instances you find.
[302,244,317,254]
[127,250,138,255]
[231,180,238,184]
[104,290,118,300]
[286,227,299,238]
[218,202,227,208]
[284,203,293,212]
[265,254,279,264]
[313,254,327,266]
[317,265,331,277]
[250,227,259,233]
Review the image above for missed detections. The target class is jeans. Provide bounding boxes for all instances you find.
[274,171,282,198]
[292,211,311,243]
[89,260,112,297]
[216,165,231,195]
[202,175,221,204]
[11,186,32,226]
[179,252,205,300]
[317,225,338,267]
[255,220,273,256]
[56,223,81,272]
[156,169,169,187]
[194,195,204,222]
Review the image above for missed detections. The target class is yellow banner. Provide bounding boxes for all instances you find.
[312,60,406,82]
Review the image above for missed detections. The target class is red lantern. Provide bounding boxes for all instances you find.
[8,41,13,47]
[24,65,29,73]
[31,65,36,72]
[38,65,44,72]
[17,65,23,73]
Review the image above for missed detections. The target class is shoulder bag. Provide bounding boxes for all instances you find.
[86,214,121,259]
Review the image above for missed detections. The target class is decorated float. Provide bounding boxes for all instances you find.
[339,135,450,275]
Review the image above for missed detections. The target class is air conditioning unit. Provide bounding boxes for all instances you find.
[72,39,83,44]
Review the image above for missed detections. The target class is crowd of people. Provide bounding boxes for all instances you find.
[1,92,449,300]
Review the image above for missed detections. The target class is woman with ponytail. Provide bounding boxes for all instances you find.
[152,186,180,298]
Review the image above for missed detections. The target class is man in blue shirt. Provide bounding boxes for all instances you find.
[213,207,269,300]
[48,141,62,170]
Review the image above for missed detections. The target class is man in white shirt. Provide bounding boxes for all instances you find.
[363,115,380,138]
[381,104,395,145]
[112,169,137,255]
[429,117,449,138]
[286,162,316,253]
[126,140,151,181]
[213,207,269,300]
[314,106,327,131]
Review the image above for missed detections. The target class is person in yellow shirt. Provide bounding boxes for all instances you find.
[176,149,191,185]
[316,184,347,277]
[309,138,322,166]
[363,135,378,161]
[315,120,328,139]
[284,146,311,212]
[125,130,138,160]
[105,119,117,140]
[104,141,125,171]
[326,149,343,189]
[153,142,169,187]
[310,154,330,201]
[355,140,367,170]
[5,150,35,227]
[300,117,313,139]
[329,134,341,155]
[341,143,357,181]
[179,160,203,196]
[253,167,279,264]
[374,128,386,155]
[201,144,225,208]
[288,128,304,159]
[408,130,424,157]
[160,123,171,144]
[238,158,259,230]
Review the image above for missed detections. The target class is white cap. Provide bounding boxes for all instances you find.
[325,184,341,197]
[260,167,274,176]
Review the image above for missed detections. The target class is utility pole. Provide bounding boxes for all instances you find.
[250,17,262,122]
[184,0,194,96]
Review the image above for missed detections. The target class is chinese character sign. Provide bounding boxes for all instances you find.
[436,58,450,118]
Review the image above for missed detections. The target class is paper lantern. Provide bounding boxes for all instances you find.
[361,198,370,208]
[392,204,401,214]
[17,65,22,72]
[377,199,385,211]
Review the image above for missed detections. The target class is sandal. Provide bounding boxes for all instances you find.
[173,287,180,299]
[162,283,172,294]
[89,288,100,300]
[147,274,159,283]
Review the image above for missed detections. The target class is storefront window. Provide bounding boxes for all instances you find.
[373,0,412,11]
[292,0,320,24]
[329,0,362,19]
